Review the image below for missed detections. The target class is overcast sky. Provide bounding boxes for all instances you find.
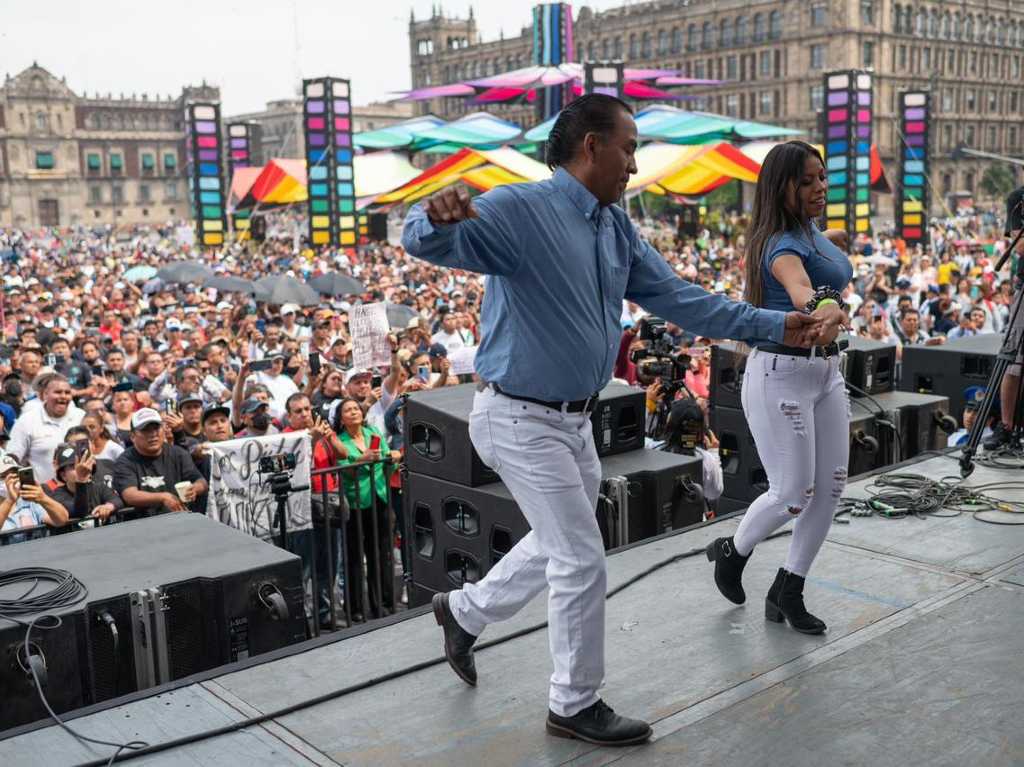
[2,0,625,116]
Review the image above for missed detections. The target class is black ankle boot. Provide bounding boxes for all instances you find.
[705,536,750,604]
[765,568,826,635]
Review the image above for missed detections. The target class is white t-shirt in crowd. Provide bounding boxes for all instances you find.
[431,328,473,351]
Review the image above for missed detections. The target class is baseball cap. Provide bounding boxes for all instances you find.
[406,316,420,330]
[166,319,182,331]
[216,301,232,311]
[280,303,300,316]
[896,277,912,288]
[201,404,231,424]
[345,368,372,385]
[54,443,77,470]
[0,454,20,475]
[428,343,448,359]
[131,407,163,430]
[963,386,986,411]
[241,398,269,415]
[178,393,203,408]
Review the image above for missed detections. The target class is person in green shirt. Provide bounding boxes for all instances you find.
[335,397,401,620]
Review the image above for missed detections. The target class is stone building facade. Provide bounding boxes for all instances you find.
[410,1,1024,213]
[0,63,218,228]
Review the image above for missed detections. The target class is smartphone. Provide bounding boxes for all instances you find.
[45,354,57,367]
[249,359,274,373]
[371,374,382,389]
[309,351,321,377]
[417,365,430,383]
[17,467,36,487]
[166,399,178,414]
[369,434,381,452]
[73,441,91,459]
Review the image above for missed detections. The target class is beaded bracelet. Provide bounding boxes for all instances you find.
[802,286,846,315]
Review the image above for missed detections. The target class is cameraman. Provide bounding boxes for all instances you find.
[661,398,724,513]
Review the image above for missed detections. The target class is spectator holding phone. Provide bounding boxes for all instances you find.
[334,396,401,620]
[43,443,121,521]
[112,408,206,514]
[0,455,69,537]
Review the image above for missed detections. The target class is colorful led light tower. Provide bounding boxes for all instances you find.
[897,92,929,246]
[185,102,226,247]
[226,122,256,234]
[584,61,624,98]
[823,70,873,235]
[532,3,574,120]
[303,77,357,248]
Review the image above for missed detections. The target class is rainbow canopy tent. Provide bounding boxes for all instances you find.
[353,112,524,155]
[353,115,447,151]
[230,153,420,211]
[627,142,762,197]
[394,63,719,106]
[373,147,551,206]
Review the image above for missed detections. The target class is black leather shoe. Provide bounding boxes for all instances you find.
[705,536,750,604]
[765,568,826,635]
[546,700,652,746]
[984,422,1013,452]
[432,592,478,686]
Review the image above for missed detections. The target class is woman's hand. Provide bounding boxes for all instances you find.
[810,303,848,345]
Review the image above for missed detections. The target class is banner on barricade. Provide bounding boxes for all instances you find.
[350,302,392,369]
[205,432,312,540]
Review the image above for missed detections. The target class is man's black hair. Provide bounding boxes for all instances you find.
[545,94,633,171]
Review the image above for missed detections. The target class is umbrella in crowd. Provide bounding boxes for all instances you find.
[205,274,256,294]
[384,302,419,329]
[254,275,320,306]
[308,273,366,297]
[123,265,158,283]
[156,262,213,284]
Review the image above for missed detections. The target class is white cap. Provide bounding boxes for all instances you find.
[216,301,232,310]
[130,408,163,430]
[165,318,182,331]
[280,303,300,315]
[0,454,20,475]
[344,368,372,385]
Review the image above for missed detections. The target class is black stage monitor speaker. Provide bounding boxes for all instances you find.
[406,450,703,604]
[851,390,954,462]
[405,383,645,487]
[844,335,897,396]
[848,408,881,477]
[0,514,306,733]
[710,342,748,411]
[899,333,1000,417]
[711,405,767,504]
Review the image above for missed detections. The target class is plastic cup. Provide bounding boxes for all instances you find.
[174,481,192,502]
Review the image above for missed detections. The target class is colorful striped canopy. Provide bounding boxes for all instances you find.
[628,142,762,196]
[739,141,890,191]
[353,112,524,154]
[373,147,551,206]
[354,115,447,151]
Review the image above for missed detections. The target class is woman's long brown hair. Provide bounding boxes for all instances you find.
[743,141,824,307]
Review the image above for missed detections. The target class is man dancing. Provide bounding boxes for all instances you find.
[402,94,824,746]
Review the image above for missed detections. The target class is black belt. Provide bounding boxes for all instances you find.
[482,382,599,413]
[758,339,848,359]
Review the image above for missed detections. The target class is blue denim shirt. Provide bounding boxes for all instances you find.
[402,168,786,401]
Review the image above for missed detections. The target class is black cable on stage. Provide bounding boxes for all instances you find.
[70,528,795,766]
[0,568,148,767]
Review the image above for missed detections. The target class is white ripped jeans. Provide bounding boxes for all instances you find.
[448,387,605,718]
[733,348,849,576]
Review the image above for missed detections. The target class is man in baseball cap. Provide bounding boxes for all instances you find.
[0,453,69,535]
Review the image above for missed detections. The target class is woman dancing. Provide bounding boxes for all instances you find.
[706,141,852,634]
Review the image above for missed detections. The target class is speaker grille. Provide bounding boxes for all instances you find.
[490,526,513,565]
[164,581,208,680]
[414,503,435,558]
[443,498,480,537]
[409,423,445,461]
[86,597,135,702]
[445,550,482,586]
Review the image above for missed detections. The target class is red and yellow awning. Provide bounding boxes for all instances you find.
[628,142,762,196]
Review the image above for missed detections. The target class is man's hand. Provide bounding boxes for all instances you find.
[309,415,333,443]
[782,311,825,348]
[809,303,849,346]
[824,229,849,252]
[3,475,20,502]
[73,452,96,484]
[645,380,663,408]
[19,483,44,503]
[163,411,184,432]
[424,186,478,226]
[91,503,115,521]
[162,492,187,513]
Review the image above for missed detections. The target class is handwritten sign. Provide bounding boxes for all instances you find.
[448,345,478,376]
[205,432,312,540]
[350,302,391,369]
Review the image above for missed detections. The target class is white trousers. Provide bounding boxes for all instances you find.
[448,388,605,717]
[733,349,849,576]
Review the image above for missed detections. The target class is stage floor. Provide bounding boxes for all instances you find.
[4,453,1024,767]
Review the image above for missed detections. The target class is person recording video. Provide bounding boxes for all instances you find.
[661,397,724,513]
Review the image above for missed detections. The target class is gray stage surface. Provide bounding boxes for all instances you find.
[4,453,1023,767]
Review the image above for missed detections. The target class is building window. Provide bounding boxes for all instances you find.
[139,184,151,203]
[988,91,997,112]
[641,31,651,58]
[923,47,931,70]
[110,154,123,175]
[724,54,741,79]
[810,84,824,111]
[965,125,975,146]
[687,25,697,52]
[759,91,774,115]
[1012,91,1020,113]
[86,153,101,173]
[861,0,874,26]
[862,41,875,68]
[111,185,124,205]
[1010,126,1018,148]
[163,153,177,171]
[141,153,155,175]
[966,90,976,111]
[942,174,952,195]
[898,45,907,69]
[658,29,668,55]
[164,181,178,201]
[694,61,705,79]
[701,22,713,50]
[989,125,998,148]
[35,151,54,169]
[671,28,682,54]
[942,123,953,148]
[753,13,765,42]
[725,94,739,116]
[89,186,102,204]
[811,4,827,28]
[629,33,638,58]
[721,19,733,47]
[769,11,781,40]
[35,112,48,130]
[759,50,772,77]
[942,90,953,112]
[810,44,825,69]
[965,172,974,189]
[735,16,747,45]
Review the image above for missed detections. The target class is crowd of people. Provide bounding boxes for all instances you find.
[0,199,1015,618]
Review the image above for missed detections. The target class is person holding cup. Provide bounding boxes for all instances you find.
[112,407,206,514]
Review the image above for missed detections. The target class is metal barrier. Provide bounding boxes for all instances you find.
[0,506,163,546]
[306,457,401,636]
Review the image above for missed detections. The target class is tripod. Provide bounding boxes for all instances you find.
[959,233,1024,477]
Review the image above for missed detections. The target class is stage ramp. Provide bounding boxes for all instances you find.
[3,454,1023,767]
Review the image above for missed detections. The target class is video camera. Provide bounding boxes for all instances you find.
[630,317,691,397]
[259,453,297,475]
